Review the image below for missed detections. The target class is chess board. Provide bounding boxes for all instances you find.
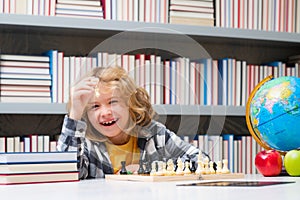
[105,173,245,182]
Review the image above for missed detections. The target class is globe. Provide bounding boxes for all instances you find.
[246,75,300,153]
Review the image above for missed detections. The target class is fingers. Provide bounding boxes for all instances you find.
[86,76,99,86]
[72,77,99,94]
[68,77,100,120]
[70,76,100,105]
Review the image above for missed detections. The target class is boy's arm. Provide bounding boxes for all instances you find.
[57,115,89,179]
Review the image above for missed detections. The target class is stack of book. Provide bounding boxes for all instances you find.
[55,0,104,19]
[1,134,59,153]
[169,0,215,26]
[0,151,78,185]
[102,0,169,23]
[215,0,299,33]
[0,54,52,103]
[3,0,56,16]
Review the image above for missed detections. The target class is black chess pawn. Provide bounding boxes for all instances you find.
[143,161,151,174]
[137,160,145,174]
[190,161,196,173]
[155,161,159,172]
[213,162,217,171]
[120,161,127,175]
[174,159,178,172]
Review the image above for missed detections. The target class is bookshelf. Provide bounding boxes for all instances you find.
[0,14,299,138]
[0,103,244,116]
[0,103,67,114]
[1,14,300,63]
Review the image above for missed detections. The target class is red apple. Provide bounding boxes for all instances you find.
[255,150,282,176]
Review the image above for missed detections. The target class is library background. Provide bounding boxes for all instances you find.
[0,0,300,176]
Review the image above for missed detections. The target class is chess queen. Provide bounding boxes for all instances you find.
[57,66,208,179]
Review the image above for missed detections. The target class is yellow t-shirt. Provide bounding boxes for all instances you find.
[105,136,140,174]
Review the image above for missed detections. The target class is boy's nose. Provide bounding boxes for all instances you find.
[101,106,112,116]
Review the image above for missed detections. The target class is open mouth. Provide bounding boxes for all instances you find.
[100,119,118,126]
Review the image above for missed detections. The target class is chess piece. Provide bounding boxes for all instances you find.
[195,160,204,175]
[222,159,230,174]
[176,157,184,175]
[166,159,175,175]
[203,156,210,174]
[120,161,127,175]
[143,161,151,174]
[183,161,191,175]
[150,161,157,176]
[216,161,223,174]
[162,161,167,175]
[156,161,164,176]
[190,161,196,173]
[197,150,203,161]
[209,161,216,174]
[137,160,145,175]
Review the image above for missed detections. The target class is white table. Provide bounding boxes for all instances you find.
[0,174,299,200]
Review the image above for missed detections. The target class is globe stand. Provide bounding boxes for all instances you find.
[245,75,286,155]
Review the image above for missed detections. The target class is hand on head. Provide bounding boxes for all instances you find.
[69,76,99,120]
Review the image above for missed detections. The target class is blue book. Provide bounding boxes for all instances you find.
[217,59,223,105]
[169,59,177,104]
[218,59,229,105]
[43,50,58,103]
[198,59,211,105]
[222,134,234,173]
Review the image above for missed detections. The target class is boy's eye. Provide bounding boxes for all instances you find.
[109,100,118,104]
[90,104,99,109]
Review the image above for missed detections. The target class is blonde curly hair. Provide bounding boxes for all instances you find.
[67,66,155,142]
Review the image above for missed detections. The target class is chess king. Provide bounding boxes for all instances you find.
[56,66,209,179]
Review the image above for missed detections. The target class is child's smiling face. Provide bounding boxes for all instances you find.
[87,84,130,144]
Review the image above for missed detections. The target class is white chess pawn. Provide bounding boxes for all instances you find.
[195,160,204,175]
[209,161,215,174]
[166,159,175,175]
[183,161,191,175]
[222,159,230,174]
[156,161,164,176]
[176,157,184,175]
[150,161,157,176]
[216,161,223,174]
[203,156,210,174]
[162,161,167,175]
[197,150,203,161]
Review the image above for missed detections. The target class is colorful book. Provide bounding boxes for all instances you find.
[0,151,77,164]
[0,60,49,68]
[0,171,78,185]
[43,50,58,103]
[0,66,50,74]
[0,78,51,86]
[0,73,51,80]
[0,54,50,62]
[222,134,234,173]
[0,84,50,92]
[0,162,77,174]
[56,0,101,6]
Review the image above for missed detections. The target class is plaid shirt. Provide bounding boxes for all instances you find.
[57,115,203,179]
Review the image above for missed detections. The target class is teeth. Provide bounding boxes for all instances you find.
[102,120,116,125]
